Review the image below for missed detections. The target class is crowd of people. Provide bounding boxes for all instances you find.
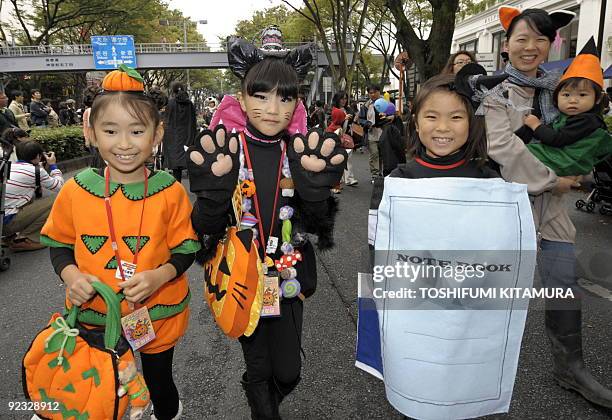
[2,9,612,420]
[1,89,79,134]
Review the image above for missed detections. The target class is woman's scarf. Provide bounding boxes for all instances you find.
[504,63,561,124]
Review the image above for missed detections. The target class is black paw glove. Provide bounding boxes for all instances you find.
[186,124,240,203]
[287,129,347,201]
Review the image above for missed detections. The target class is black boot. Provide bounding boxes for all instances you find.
[270,375,301,405]
[545,308,612,408]
[241,373,281,420]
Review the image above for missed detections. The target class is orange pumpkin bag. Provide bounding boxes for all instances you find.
[22,282,134,420]
[205,226,264,338]
[203,182,264,339]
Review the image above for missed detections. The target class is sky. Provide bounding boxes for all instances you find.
[168,0,286,46]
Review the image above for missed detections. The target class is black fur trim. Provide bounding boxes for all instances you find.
[194,231,225,265]
[294,195,339,250]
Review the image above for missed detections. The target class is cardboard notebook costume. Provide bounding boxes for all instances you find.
[23,282,147,420]
[358,177,537,419]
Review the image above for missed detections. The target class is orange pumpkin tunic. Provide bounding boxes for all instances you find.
[41,168,201,354]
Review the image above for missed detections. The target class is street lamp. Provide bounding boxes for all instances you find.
[159,18,207,91]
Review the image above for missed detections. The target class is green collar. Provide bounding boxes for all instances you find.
[74,168,176,200]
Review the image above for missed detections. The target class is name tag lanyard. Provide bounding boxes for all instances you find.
[240,133,285,261]
[104,166,148,284]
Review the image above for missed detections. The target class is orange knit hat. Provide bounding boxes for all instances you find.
[559,37,604,89]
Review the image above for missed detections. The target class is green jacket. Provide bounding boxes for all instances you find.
[528,113,612,176]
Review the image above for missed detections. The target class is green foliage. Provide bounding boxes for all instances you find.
[190,69,225,92]
[460,0,497,21]
[29,127,89,161]
[358,50,384,85]
[605,116,612,133]
[10,0,205,45]
[234,5,315,44]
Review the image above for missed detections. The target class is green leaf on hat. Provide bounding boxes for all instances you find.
[118,64,144,83]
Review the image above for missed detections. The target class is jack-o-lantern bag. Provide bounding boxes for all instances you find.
[204,182,264,339]
[23,281,134,420]
[205,226,264,339]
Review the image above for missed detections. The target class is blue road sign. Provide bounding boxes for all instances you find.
[91,35,137,70]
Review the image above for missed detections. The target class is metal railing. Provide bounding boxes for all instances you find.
[0,41,352,57]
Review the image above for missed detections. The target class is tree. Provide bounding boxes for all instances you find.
[3,0,208,105]
[8,0,135,45]
[386,0,477,80]
[361,0,402,87]
[281,0,370,92]
[0,0,8,43]
[356,49,384,87]
[234,5,315,44]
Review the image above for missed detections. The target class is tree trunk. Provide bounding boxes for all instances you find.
[386,0,459,80]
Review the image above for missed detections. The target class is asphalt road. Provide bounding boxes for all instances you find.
[1,152,611,419]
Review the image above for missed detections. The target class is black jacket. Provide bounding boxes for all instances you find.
[162,92,197,169]
[0,108,17,135]
[191,123,339,299]
[30,101,49,126]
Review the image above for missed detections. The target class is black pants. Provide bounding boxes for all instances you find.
[240,299,304,387]
[141,347,179,420]
[171,168,183,183]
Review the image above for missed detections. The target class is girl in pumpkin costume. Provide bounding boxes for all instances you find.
[40,65,200,420]
[187,26,346,419]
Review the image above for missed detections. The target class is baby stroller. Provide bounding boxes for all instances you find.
[0,151,12,271]
[575,156,612,215]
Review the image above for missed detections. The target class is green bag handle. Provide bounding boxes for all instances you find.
[65,282,122,350]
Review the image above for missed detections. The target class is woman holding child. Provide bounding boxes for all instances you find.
[483,6,612,407]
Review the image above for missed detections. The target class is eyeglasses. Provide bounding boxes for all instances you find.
[453,60,472,66]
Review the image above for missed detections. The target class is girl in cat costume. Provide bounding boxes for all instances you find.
[187,26,347,419]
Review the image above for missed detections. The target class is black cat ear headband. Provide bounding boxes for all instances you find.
[227,25,315,80]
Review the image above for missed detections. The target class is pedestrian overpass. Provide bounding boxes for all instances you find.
[0,42,352,74]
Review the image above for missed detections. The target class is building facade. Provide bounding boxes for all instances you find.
[452,0,611,86]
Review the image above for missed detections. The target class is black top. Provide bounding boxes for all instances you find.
[29,101,49,126]
[390,147,499,179]
[191,123,336,298]
[162,93,197,169]
[0,108,17,135]
[243,122,289,258]
[379,119,406,176]
[370,147,499,215]
[533,112,605,147]
[194,122,291,260]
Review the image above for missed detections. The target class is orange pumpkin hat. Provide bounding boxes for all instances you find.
[559,37,604,89]
[102,64,144,92]
[499,6,574,32]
